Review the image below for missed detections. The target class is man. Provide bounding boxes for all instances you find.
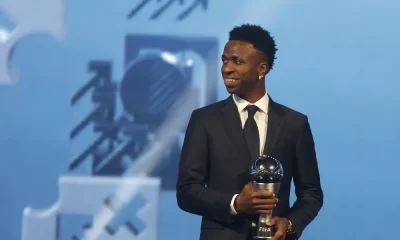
[176,24,323,240]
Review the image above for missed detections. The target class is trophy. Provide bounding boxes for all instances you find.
[250,155,283,239]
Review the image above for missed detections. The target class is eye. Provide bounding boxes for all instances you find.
[232,57,242,64]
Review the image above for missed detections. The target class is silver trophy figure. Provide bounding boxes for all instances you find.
[250,155,284,239]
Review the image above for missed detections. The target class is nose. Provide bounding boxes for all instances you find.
[221,62,235,76]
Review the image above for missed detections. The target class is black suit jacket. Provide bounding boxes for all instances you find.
[176,95,323,240]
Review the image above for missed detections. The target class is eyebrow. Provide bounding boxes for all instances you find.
[221,54,241,59]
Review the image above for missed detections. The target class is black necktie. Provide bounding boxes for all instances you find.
[243,105,260,162]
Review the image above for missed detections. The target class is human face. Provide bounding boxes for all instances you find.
[221,40,268,102]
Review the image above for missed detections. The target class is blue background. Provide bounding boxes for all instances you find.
[1,0,399,239]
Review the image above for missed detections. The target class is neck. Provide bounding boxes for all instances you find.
[237,90,266,103]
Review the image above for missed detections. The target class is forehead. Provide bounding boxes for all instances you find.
[223,40,255,57]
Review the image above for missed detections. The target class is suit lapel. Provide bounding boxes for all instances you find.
[220,96,252,163]
[263,97,284,156]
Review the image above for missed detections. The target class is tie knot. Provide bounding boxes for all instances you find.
[246,105,259,119]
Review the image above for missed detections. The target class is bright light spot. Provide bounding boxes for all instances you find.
[186,58,193,66]
[161,51,177,65]
[0,28,10,43]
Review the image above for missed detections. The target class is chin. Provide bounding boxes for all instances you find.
[226,87,239,95]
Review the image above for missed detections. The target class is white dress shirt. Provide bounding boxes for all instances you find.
[229,93,269,215]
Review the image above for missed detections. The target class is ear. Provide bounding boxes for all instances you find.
[258,61,269,77]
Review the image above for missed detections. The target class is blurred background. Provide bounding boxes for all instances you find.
[0,0,399,239]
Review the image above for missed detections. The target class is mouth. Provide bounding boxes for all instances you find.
[224,78,237,82]
[224,78,239,87]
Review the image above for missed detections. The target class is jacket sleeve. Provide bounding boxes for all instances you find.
[176,110,236,225]
[288,115,324,235]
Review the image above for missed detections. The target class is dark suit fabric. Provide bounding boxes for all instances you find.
[176,95,323,240]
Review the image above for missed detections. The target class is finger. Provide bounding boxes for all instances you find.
[271,219,287,240]
[270,230,284,240]
[245,182,254,191]
[253,204,276,210]
[281,233,287,240]
[252,198,278,205]
[267,216,279,226]
[252,190,274,197]
[252,191,275,198]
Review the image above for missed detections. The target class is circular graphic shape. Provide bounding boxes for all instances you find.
[120,55,189,126]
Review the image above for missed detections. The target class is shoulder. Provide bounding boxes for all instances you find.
[274,101,305,118]
[270,99,309,128]
[191,98,229,119]
[270,100,313,142]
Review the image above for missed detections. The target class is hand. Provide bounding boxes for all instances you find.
[268,217,289,240]
[234,182,279,214]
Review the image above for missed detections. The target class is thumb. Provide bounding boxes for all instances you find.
[247,182,254,191]
[267,216,279,226]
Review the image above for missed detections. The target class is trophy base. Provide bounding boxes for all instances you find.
[253,225,276,239]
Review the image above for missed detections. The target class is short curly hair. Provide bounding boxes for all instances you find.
[229,24,278,72]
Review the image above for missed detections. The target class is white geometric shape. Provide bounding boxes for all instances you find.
[22,176,161,240]
[0,0,66,85]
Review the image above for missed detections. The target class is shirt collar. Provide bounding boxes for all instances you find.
[232,93,269,114]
